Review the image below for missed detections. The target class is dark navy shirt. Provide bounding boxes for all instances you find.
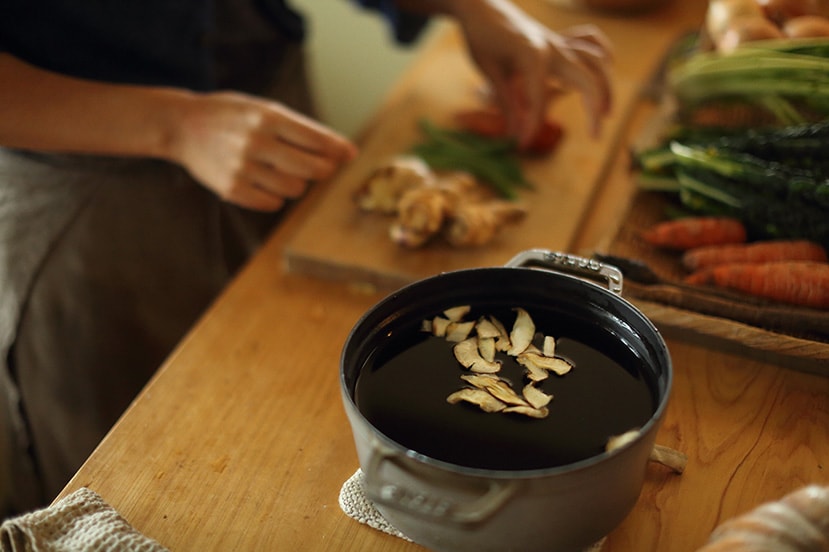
[0,0,428,91]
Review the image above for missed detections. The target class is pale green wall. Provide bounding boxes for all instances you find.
[291,0,442,137]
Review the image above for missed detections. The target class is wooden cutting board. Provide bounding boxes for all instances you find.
[284,3,707,290]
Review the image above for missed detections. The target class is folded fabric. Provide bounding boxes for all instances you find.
[0,487,168,552]
[338,468,606,551]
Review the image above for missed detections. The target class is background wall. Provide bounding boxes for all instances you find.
[290,0,443,137]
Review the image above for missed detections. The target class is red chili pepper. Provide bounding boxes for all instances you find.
[454,109,564,156]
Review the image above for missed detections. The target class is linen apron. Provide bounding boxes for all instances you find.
[0,1,315,513]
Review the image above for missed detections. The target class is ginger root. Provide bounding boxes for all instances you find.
[354,155,434,214]
[443,201,527,247]
[697,485,829,552]
[357,157,527,248]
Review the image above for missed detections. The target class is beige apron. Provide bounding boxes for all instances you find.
[0,1,315,513]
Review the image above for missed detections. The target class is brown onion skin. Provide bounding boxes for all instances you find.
[717,15,785,52]
[758,0,822,24]
[783,14,829,36]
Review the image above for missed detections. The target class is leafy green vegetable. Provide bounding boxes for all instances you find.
[410,120,532,200]
[633,122,829,249]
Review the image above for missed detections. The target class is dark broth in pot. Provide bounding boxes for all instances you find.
[354,305,658,471]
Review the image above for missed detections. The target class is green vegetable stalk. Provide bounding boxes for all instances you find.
[633,122,829,249]
[411,120,533,200]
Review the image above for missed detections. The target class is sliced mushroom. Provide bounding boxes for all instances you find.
[504,405,549,419]
[447,388,507,413]
[478,335,496,363]
[444,305,471,322]
[507,308,535,356]
[522,384,552,409]
[516,350,573,376]
[522,361,549,383]
[446,321,476,343]
[542,335,556,358]
[432,316,451,337]
[453,339,501,373]
[606,429,640,452]
[475,317,501,339]
[488,316,512,352]
[461,374,528,407]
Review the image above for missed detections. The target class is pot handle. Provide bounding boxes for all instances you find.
[506,249,623,296]
[362,442,521,527]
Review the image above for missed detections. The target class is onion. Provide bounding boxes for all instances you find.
[758,0,822,24]
[717,15,786,52]
[707,0,768,47]
[782,14,829,36]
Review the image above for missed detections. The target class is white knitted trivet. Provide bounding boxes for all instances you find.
[338,468,412,541]
[0,487,168,552]
[338,469,605,551]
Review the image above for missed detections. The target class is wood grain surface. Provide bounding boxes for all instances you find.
[283,2,706,290]
[55,2,829,552]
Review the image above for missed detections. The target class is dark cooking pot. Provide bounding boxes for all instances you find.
[340,250,672,552]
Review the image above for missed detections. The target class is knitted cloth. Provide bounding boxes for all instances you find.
[0,487,168,552]
[338,469,606,551]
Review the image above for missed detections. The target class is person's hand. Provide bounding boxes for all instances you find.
[171,91,358,212]
[452,0,613,143]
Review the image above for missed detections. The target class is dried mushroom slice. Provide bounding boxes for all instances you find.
[605,429,640,452]
[546,357,573,376]
[443,305,471,322]
[488,316,512,352]
[446,320,476,343]
[504,405,549,419]
[432,316,451,337]
[453,339,501,373]
[543,335,557,358]
[430,305,574,421]
[474,317,501,339]
[461,374,528,407]
[447,388,507,413]
[522,384,552,409]
[507,308,535,356]
[478,336,496,363]
[516,350,573,377]
[521,361,549,383]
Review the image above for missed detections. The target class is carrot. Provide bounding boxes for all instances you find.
[639,216,747,250]
[682,239,828,271]
[454,108,564,155]
[684,261,829,309]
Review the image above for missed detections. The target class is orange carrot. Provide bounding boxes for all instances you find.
[454,109,564,155]
[640,217,747,250]
[684,261,829,309]
[682,240,828,271]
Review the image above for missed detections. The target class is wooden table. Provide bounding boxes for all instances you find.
[57,2,829,551]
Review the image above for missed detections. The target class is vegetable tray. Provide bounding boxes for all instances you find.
[603,188,829,375]
[599,92,829,376]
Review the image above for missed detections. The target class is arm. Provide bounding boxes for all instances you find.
[394,0,613,142]
[0,53,357,212]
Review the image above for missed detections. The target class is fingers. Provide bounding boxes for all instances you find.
[220,161,310,212]
[475,25,613,143]
[271,109,359,165]
[546,30,614,137]
[560,24,615,61]
[569,43,614,137]
[237,105,358,212]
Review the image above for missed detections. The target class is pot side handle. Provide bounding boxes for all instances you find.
[363,443,521,527]
[506,249,623,296]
